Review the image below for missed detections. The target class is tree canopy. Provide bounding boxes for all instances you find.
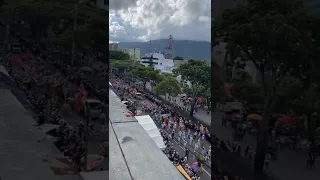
[109,51,130,60]
[173,59,211,116]
[213,0,320,175]
[155,77,181,101]
[1,0,108,50]
[173,56,184,60]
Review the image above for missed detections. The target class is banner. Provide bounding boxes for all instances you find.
[176,165,192,180]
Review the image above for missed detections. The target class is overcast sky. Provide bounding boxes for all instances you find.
[109,0,211,43]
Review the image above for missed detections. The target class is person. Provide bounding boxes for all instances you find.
[184,139,187,150]
[189,134,193,146]
[222,115,227,127]
[194,141,199,151]
[185,149,189,158]
[178,130,182,141]
[265,153,271,169]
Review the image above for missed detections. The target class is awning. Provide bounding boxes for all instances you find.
[176,165,192,180]
[135,115,166,149]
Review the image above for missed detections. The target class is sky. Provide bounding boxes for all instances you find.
[109,0,211,43]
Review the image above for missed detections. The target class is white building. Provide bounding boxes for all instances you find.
[140,52,175,73]
[124,48,140,62]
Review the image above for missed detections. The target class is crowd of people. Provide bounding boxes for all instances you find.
[111,78,212,178]
[3,37,108,171]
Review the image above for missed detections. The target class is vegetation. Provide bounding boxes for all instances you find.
[155,77,180,102]
[1,0,108,63]
[109,51,130,61]
[213,0,320,175]
[173,56,184,60]
[173,60,211,116]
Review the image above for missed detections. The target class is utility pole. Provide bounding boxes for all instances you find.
[71,3,78,66]
[83,102,90,171]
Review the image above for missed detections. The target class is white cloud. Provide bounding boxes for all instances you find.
[109,0,211,42]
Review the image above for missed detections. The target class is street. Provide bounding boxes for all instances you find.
[158,94,320,180]
[62,110,108,170]
[129,96,212,180]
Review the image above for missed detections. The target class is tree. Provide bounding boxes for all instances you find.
[231,81,263,111]
[213,0,315,175]
[277,75,320,142]
[111,60,132,74]
[173,56,184,60]
[173,59,210,117]
[130,66,160,88]
[109,51,130,60]
[155,77,180,102]
[1,0,108,49]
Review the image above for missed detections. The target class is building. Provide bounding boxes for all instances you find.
[124,48,140,62]
[109,43,118,51]
[0,67,82,180]
[140,52,175,73]
[109,88,185,180]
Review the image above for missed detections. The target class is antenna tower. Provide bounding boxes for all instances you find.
[164,35,173,59]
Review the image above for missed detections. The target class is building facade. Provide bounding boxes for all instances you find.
[140,52,175,74]
[124,48,141,62]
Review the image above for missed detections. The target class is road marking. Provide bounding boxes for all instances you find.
[202,168,211,177]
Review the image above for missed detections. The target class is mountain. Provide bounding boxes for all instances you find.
[117,39,211,62]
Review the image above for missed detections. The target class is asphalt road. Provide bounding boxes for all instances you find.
[146,84,320,180]
[118,90,211,180]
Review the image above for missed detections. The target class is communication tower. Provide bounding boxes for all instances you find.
[164,35,173,59]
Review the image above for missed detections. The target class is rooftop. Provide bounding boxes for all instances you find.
[0,89,82,180]
[109,88,185,180]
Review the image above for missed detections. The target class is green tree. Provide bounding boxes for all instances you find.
[130,66,160,88]
[109,51,130,60]
[1,0,108,52]
[173,56,184,60]
[173,59,210,117]
[111,60,132,74]
[155,77,181,102]
[278,76,320,142]
[231,81,263,111]
[213,0,315,175]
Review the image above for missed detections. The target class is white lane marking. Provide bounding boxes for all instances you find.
[202,168,211,177]
[172,139,211,178]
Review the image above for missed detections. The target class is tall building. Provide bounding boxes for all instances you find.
[109,43,118,51]
[124,48,141,62]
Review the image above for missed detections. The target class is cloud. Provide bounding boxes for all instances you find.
[109,0,211,42]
